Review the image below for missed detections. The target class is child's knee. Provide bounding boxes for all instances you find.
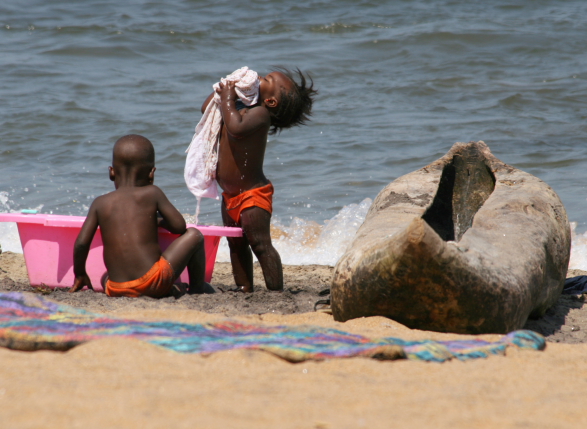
[227,236,247,249]
[185,227,204,246]
[248,238,270,256]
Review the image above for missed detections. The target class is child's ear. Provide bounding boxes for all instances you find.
[108,166,115,182]
[148,167,156,184]
[264,97,278,108]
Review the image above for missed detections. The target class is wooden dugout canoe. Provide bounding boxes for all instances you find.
[331,141,571,334]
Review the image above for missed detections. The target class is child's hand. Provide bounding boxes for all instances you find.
[217,81,237,101]
[70,274,94,293]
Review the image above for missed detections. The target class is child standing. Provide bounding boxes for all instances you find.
[187,67,316,292]
[70,134,206,298]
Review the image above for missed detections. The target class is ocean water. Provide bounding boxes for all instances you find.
[1,0,587,267]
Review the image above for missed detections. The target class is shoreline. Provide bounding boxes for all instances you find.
[1,251,586,343]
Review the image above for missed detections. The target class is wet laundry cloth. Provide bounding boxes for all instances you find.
[105,256,175,298]
[563,276,587,295]
[184,67,260,222]
[223,183,274,224]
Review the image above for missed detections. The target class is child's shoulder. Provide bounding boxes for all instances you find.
[239,103,271,122]
[89,186,166,221]
[133,184,168,203]
[116,184,164,196]
[91,190,115,205]
[92,185,163,206]
[141,184,165,196]
[86,190,116,214]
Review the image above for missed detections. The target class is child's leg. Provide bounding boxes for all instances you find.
[222,200,254,292]
[162,227,206,293]
[240,206,283,292]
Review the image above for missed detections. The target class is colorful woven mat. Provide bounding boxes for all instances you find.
[0,292,545,362]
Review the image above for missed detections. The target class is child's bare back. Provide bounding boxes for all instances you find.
[87,184,184,282]
[70,134,206,298]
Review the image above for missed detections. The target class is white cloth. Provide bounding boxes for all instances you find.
[184,67,260,206]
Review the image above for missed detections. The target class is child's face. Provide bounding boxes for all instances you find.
[259,72,293,105]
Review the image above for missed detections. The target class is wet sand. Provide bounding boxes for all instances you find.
[1,251,586,428]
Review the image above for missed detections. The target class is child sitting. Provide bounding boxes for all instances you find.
[70,134,206,298]
[186,67,316,292]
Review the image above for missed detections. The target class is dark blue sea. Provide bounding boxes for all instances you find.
[1,0,587,265]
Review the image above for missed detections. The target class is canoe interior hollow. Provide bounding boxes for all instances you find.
[422,147,496,242]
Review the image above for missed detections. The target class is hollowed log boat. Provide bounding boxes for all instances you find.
[331,141,570,334]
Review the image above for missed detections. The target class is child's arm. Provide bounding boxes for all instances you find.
[217,81,270,138]
[69,202,99,292]
[154,186,187,234]
[201,92,215,113]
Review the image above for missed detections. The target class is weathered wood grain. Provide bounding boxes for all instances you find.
[331,141,570,334]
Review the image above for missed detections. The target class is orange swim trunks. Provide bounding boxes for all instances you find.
[105,256,175,298]
[222,183,274,224]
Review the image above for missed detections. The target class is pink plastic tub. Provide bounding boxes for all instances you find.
[0,213,242,292]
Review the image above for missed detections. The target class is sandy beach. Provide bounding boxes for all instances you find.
[1,251,587,428]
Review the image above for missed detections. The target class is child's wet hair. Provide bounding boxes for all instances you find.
[267,67,317,135]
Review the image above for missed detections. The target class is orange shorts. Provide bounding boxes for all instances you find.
[105,256,175,298]
[222,183,274,224]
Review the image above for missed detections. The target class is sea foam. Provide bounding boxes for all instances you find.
[569,222,587,271]
[0,221,22,253]
[215,198,373,266]
[3,200,587,272]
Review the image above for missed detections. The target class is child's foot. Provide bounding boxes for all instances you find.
[171,283,188,299]
[229,285,253,293]
[187,282,213,295]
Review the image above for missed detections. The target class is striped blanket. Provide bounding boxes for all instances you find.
[0,292,545,363]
